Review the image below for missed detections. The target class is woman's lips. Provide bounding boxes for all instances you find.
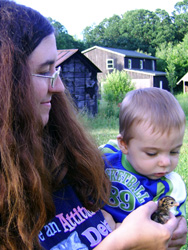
[41,101,51,108]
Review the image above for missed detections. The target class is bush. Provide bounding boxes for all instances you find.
[102,69,135,105]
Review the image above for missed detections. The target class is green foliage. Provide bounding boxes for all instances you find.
[82,1,188,56]
[119,9,163,54]
[176,93,188,118]
[83,15,121,48]
[80,100,119,145]
[82,8,181,55]
[163,43,177,93]
[165,63,177,93]
[173,0,188,41]
[102,70,134,105]
[156,34,188,90]
[173,121,188,250]
[48,18,86,51]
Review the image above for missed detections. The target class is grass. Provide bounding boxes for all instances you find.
[81,93,188,249]
[174,94,188,250]
[81,101,119,145]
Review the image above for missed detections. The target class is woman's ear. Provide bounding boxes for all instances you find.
[117,134,128,155]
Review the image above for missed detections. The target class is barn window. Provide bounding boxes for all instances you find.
[152,60,155,71]
[128,59,132,69]
[160,80,163,89]
[140,60,143,69]
[106,59,114,69]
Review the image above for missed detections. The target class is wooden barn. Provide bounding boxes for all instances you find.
[56,49,101,115]
[82,46,169,90]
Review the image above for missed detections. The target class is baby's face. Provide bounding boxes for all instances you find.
[125,122,185,180]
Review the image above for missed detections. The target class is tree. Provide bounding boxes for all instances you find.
[82,8,180,55]
[174,0,188,14]
[165,60,177,94]
[156,39,188,93]
[155,43,168,71]
[119,9,177,54]
[48,18,86,51]
[154,9,176,45]
[83,24,97,47]
[81,3,188,55]
[172,0,188,41]
[172,33,188,80]
[99,15,122,47]
[83,15,121,48]
[119,9,158,53]
[156,43,178,93]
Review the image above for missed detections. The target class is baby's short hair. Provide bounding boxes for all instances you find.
[119,88,186,143]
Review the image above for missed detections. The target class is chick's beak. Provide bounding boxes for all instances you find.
[174,202,179,207]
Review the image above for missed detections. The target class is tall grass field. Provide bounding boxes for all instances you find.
[82,93,188,249]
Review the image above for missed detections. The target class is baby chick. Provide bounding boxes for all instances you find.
[151,196,179,224]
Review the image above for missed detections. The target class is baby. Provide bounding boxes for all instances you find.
[101,87,186,223]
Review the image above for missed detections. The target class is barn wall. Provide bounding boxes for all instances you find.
[83,48,124,81]
[61,55,98,115]
[124,58,156,70]
[83,48,169,93]
[125,71,169,90]
[153,76,169,91]
[125,71,153,88]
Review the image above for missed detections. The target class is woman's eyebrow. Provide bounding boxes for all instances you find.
[38,60,55,68]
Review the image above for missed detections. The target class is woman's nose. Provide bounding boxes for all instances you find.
[49,75,65,93]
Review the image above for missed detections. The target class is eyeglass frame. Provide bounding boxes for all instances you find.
[31,66,61,88]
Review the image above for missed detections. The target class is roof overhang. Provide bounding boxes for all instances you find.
[177,72,188,85]
[56,49,101,72]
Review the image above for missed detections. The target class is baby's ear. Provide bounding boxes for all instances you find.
[117,134,128,155]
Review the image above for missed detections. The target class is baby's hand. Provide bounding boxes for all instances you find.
[101,209,120,230]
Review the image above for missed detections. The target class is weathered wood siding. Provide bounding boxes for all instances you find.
[125,70,153,88]
[83,47,170,92]
[125,71,169,90]
[84,49,124,81]
[60,55,98,115]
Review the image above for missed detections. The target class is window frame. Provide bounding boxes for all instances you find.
[106,59,114,69]
[140,60,143,69]
[160,80,163,89]
[128,59,132,69]
[152,60,155,71]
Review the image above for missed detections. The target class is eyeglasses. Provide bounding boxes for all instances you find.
[32,66,61,88]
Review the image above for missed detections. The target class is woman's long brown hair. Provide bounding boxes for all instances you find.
[47,91,110,210]
[0,1,110,249]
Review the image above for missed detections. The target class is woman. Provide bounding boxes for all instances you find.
[0,1,186,249]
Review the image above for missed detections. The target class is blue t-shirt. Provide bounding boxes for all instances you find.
[39,184,112,250]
